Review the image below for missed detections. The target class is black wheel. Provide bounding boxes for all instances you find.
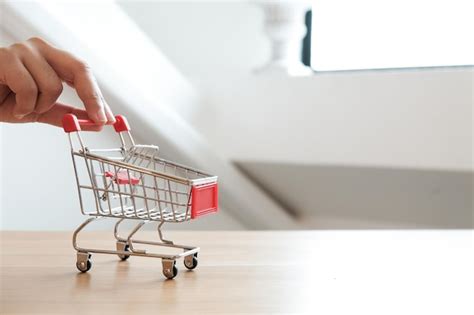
[76,260,92,273]
[184,255,198,270]
[163,262,178,279]
[118,244,130,261]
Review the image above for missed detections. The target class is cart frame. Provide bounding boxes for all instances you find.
[63,114,218,279]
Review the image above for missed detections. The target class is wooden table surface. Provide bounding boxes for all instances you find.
[1,230,472,315]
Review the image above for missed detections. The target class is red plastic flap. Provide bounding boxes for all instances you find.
[113,115,131,132]
[191,183,218,219]
[105,171,139,185]
[62,114,81,133]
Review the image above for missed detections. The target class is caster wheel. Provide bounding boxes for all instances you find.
[163,261,178,279]
[118,244,130,261]
[76,260,92,273]
[184,254,198,270]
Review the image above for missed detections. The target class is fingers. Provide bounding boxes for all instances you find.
[9,41,64,115]
[19,44,63,114]
[0,85,11,104]
[102,96,115,122]
[72,64,108,123]
[36,102,104,131]
[0,92,38,123]
[0,46,38,118]
[27,37,115,125]
[0,38,115,127]
[0,94,102,131]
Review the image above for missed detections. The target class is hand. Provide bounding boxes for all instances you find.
[0,37,115,130]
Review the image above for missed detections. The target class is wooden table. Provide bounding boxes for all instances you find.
[1,231,472,314]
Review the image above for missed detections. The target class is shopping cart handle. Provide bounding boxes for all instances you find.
[62,114,130,133]
[113,115,131,133]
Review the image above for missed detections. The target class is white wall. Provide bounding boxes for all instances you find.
[118,1,268,82]
[196,69,473,171]
[0,90,117,230]
[119,1,473,229]
[120,1,473,171]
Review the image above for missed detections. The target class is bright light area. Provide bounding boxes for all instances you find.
[311,0,474,71]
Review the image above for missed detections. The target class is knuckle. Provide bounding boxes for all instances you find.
[0,47,12,61]
[74,60,92,73]
[84,91,101,102]
[26,37,47,47]
[54,81,64,96]
[9,42,30,54]
[43,81,63,97]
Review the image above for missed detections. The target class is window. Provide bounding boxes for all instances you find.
[308,0,474,71]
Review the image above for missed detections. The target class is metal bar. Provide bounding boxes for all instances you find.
[185,186,192,220]
[157,221,173,244]
[114,164,126,216]
[126,151,211,176]
[88,148,123,153]
[99,161,112,215]
[78,186,189,207]
[84,155,101,216]
[167,179,177,221]
[74,151,218,186]
[126,221,147,253]
[114,218,127,242]
[72,217,99,251]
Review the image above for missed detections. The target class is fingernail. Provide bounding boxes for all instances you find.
[95,110,107,123]
[14,114,25,119]
[108,113,116,123]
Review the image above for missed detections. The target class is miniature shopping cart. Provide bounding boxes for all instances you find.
[62,114,218,279]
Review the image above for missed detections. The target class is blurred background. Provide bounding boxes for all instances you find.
[0,0,472,230]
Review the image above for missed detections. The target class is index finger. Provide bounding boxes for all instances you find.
[37,102,104,131]
[28,38,115,124]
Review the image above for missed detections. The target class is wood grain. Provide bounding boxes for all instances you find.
[1,230,472,315]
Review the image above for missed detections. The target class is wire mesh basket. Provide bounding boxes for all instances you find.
[63,114,218,279]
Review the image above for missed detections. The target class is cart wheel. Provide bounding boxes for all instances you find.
[118,244,130,261]
[184,254,198,270]
[76,260,92,273]
[162,260,178,279]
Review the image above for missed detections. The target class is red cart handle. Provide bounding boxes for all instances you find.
[62,114,130,133]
